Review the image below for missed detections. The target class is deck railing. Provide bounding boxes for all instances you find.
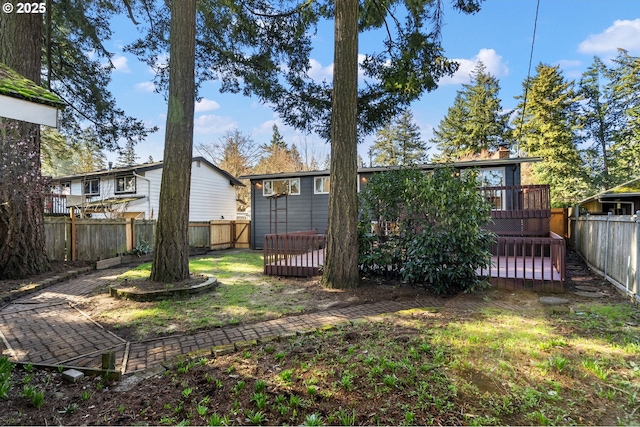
[479,184,550,219]
[479,232,566,292]
[44,194,71,215]
[264,232,326,277]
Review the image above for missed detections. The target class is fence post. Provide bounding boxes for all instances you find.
[69,207,77,261]
[635,211,640,298]
[605,212,611,278]
[585,213,590,264]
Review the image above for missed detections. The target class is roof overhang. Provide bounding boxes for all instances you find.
[578,176,640,205]
[0,93,59,127]
[241,157,543,181]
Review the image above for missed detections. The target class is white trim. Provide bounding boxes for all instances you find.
[314,176,330,194]
[82,178,100,196]
[262,178,301,196]
[0,94,59,127]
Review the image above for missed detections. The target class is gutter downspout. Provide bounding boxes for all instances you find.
[133,172,151,219]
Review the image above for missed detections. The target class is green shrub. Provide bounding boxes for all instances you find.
[359,166,494,294]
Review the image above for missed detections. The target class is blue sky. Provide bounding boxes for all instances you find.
[102,0,640,167]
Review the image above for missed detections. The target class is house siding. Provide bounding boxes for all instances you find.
[248,161,525,249]
[61,160,237,222]
[251,176,330,249]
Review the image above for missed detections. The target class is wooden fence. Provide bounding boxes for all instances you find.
[43,218,250,261]
[569,213,640,302]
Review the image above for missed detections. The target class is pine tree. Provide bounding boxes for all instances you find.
[512,63,588,206]
[607,50,640,184]
[432,62,510,161]
[115,141,139,167]
[370,110,426,166]
[74,127,107,173]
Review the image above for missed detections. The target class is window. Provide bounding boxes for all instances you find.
[314,176,330,194]
[263,178,300,196]
[116,175,136,193]
[83,178,100,196]
[478,168,505,209]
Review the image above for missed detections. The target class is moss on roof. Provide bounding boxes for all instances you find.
[0,62,64,107]
[607,181,640,195]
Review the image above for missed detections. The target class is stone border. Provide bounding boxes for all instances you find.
[0,267,94,304]
[108,275,218,302]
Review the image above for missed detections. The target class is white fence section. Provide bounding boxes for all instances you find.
[569,212,640,303]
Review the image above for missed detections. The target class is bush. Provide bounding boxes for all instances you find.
[358,166,494,294]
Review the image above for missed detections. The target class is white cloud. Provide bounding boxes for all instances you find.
[135,82,155,93]
[111,55,130,73]
[308,58,333,82]
[195,98,221,113]
[439,48,509,85]
[578,19,640,54]
[194,114,237,136]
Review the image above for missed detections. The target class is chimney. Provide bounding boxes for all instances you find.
[498,145,510,159]
[108,162,113,170]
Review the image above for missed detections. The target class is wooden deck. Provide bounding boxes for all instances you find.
[264,232,566,292]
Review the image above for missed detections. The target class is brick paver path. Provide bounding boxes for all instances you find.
[1,261,604,377]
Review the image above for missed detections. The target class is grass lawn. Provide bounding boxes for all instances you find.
[86,251,319,340]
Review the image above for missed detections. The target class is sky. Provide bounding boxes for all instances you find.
[101,0,640,168]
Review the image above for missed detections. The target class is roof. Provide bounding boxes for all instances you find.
[52,156,244,186]
[240,157,542,181]
[0,62,64,108]
[579,176,640,204]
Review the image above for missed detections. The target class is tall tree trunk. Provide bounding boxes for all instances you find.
[322,0,360,289]
[150,0,196,282]
[0,13,50,279]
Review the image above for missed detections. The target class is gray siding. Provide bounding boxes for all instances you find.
[251,176,329,249]
[250,163,523,249]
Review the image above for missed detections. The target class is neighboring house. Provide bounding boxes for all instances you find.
[241,156,542,249]
[0,62,64,127]
[46,157,243,221]
[578,177,640,215]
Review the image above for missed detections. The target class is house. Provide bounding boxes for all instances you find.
[46,157,243,221]
[242,155,566,291]
[578,177,640,215]
[0,62,64,127]
[241,156,540,250]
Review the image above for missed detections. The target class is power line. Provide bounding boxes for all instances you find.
[516,0,541,157]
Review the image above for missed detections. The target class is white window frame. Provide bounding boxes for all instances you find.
[83,178,100,196]
[314,176,330,194]
[262,178,301,196]
[115,175,136,194]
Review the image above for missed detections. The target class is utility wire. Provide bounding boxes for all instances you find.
[517,0,541,157]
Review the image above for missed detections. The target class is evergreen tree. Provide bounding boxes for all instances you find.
[41,129,76,177]
[150,0,197,283]
[269,124,287,150]
[432,62,510,161]
[0,2,153,279]
[254,126,304,174]
[607,50,640,184]
[41,127,107,176]
[512,63,588,207]
[115,140,139,167]
[578,57,618,191]
[74,127,107,173]
[370,110,426,166]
